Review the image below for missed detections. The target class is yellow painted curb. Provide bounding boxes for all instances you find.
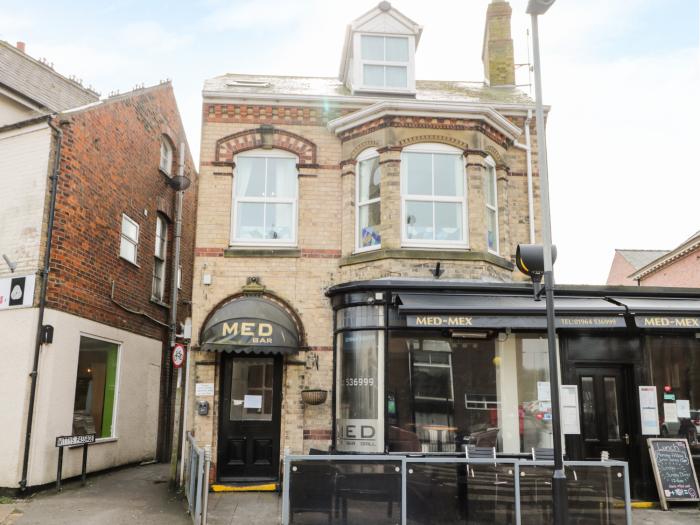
[211,483,277,492]
[631,501,656,509]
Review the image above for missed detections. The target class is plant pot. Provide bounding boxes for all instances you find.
[301,389,327,405]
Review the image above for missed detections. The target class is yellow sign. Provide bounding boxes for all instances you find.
[641,317,700,328]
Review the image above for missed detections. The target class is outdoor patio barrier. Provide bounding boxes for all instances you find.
[184,432,211,525]
[282,454,632,525]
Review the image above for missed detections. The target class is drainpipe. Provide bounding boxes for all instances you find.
[168,145,187,484]
[512,109,535,243]
[19,117,62,491]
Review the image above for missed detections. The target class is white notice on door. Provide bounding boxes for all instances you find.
[244,395,262,409]
[537,381,551,401]
[663,402,678,423]
[195,383,214,396]
[676,400,690,419]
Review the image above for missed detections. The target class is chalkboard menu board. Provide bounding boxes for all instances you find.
[647,438,700,510]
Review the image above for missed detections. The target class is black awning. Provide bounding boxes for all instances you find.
[610,297,700,330]
[200,297,299,354]
[397,293,626,329]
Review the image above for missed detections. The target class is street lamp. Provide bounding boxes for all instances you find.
[526,0,569,523]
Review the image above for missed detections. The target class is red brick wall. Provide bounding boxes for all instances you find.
[640,247,700,287]
[46,83,197,339]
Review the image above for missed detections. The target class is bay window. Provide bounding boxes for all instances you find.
[485,157,499,254]
[401,144,468,247]
[356,148,381,251]
[231,150,298,246]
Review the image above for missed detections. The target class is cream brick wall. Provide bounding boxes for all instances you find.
[191,102,540,467]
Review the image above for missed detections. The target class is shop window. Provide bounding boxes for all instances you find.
[72,336,119,438]
[356,148,381,251]
[648,335,700,449]
[336,331,384,453]
[401,144,468,248]
[485,157,499,254]
[359,34,410,90]
[152,215,167,301]
[119,214,139,264]
[336,305,384,329]
[231,150,298,246]
[386,332,552,454]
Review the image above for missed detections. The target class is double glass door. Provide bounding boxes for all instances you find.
[576,366,631,461]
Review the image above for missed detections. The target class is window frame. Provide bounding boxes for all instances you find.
[73,333,122,441]
[152,215,168,301]
[119,213,139,265]
[160,138,174,176]
[355,148,381,254]
[484,156,499,255]
[230,149,299,248]
[354,33,415,93]
[400,143,469,249]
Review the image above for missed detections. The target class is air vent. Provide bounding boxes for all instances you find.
[226,80,271,88]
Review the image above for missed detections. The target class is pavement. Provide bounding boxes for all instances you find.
[1,463,698,524]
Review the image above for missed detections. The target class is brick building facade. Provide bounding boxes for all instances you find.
[0,55,197,490]
[188,1,544,487]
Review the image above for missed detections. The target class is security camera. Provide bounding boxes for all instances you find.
[526,0,556,15]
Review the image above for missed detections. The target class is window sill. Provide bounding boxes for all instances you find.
[340,248,514,270]
[353,245,382,256]
[224,247,301,258]
[150,297,170,308]
[119,256,140,268]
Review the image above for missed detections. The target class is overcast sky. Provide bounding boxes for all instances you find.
[2,0,698,284]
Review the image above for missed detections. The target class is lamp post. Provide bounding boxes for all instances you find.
[526,0,569,523]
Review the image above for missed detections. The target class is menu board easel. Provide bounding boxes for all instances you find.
[647,438,700,510]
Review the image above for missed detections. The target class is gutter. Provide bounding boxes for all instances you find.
[513,109,535,242]
[19,117,62,491]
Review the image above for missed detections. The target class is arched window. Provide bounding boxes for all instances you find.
[400,143,468,248]
[231,149,298,247]
[484,156,499,254]
[356,148,381,252]
[160,138,174,175]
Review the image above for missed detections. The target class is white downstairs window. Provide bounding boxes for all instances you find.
[231,150,298,247]
[152,215,167,301]
[119,214,139,264]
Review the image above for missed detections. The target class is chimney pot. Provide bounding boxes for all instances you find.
[16,41,26,53]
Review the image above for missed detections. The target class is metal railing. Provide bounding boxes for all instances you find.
[184,432,211,525]
[282,453,632,525]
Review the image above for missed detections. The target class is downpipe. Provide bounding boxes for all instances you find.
[19,117,62,491]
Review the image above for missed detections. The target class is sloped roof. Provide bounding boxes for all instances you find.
[0,40,99,112]
[203,74,535,107]
[617,249,669,271]
[630,231,700,280]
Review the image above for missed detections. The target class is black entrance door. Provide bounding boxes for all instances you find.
[575,366,632,461]
[218,354,283,481]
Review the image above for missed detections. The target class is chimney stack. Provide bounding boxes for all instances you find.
[16,41,26,53]
[482,0,515,87]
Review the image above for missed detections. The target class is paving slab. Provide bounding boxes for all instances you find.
[207,491,281,525]
[3,463,189,525]
[633,505,700,524]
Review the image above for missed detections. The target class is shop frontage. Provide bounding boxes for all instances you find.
[196,294,303,485]
[328,279,700,500]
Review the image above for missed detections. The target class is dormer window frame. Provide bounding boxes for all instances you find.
[353,32,416,94]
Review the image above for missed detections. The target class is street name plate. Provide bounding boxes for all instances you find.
[55,434,96,447]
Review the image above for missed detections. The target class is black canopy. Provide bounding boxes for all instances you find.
[200,297,299,354]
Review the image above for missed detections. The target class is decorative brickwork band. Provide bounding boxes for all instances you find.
[215,127,318,165]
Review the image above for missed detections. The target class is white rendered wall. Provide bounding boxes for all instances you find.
[0,93,35,127]
[19,309,163,487]
[0,307,38,487]
[0,122,51,279]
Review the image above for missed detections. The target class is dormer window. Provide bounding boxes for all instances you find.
[360,35,409,89]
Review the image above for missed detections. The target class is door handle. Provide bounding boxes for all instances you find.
[623,433,629,445]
